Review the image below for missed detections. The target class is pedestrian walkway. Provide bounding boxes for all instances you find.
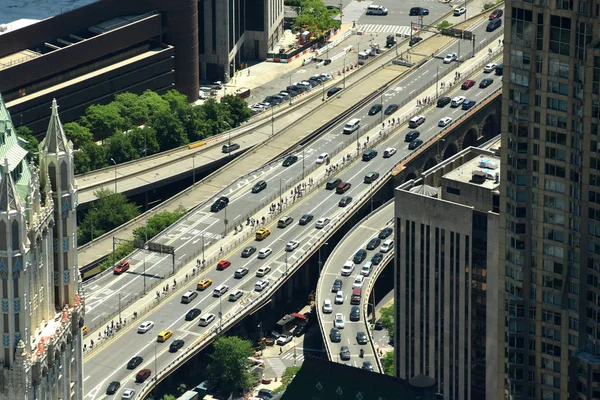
[265,357,287,378]
[360,24,412,36]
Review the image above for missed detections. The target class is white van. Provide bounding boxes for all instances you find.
[229,289,243,302]
[343,118,361,134]
[198,313,216,326]
[366,5,388,15]
[181,290,198,304]
[381,239,394,253]
[213,284,229,297]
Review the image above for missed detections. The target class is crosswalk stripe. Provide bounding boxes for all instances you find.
[360,24,412,36]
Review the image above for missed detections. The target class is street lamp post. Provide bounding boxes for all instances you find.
[318,242,329,273]
[322,82,325,101]
[343,58,348,89]
[301,147,305,180]
[118,293,122,324]
[110,158,117,193]
[279,178,283,203]
[380,90,384,123]
[271,107,275,137]
[202,235,205,263]
[436,66,439,99]
[192,155,196,185]
[143,259,147,295]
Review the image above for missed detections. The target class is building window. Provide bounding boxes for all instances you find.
[549,16,571,56]
[549,58,570,79]
[511,7,533,47]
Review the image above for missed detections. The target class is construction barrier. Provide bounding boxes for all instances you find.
[188,141,206,149]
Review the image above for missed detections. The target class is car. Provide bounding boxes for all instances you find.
[379,227,393,239]
[461,80,476,90]
[381,239,393,253]
[368,104,382,115]
[332,279,343,292]
[367,237,381,250]
[341,260,355,276]
[197,278,213,290]
[362,361,374,371]
[353,249,367,264]
[437,97,451,107]
[282,155,298,167]
[462,99,476,110]
[339,346,351,360]
[408,115,426,128]
[199,313,216,326]
[137,321,154,333]
[405,130,420,142]
[366,5,388,15]
[320,74,332,82]
[234,267,249,279]
[339,196,352,207]
[258,388,275,399]
[256,266,271,277]
[327,87,342,97]
[311,74,327,83]
[362,149,377,161]
[277,216,294,228]
[229,289,244,301]
[451,95,466,107]
[350,306,361,321]
[438,117,453,127]
[286,240,300,251]
[255,279,269,291]
[361,262,372,276]
[443,53,457,63]
[383,147,397,158]
[480,78,494,88]
[335,290,344,304]
[169,339,185,352]
[323,299,333,313]
[210,197,228,212]
[255,228,271,240]
[330,328,342,342]
[185,308,201,321]
[157,329,173,342]
[258,248,272,259]
[409,36,423,46]
[276,334,293,345]
[371,252,384,265]
[299,214,314,225]
[293,324,307,337]
[216,259,231,270]
[375,319,384,330]
[135,369,151,383]
[453,6,466,16]
[127,356,143,369]
[106,381,121,395]
[121,389,136,399]
[409,7,429,15]
[181,289,198,304]
[409,139,424,150]
[113,260,130,275]
[241,246,256,258]
[489,8,503,19]
[484,63,497,73]
[384,104,399,115]
[356,331,368,345]
[278,92,291,100]
[364,172,379,184]
[334,313,345,328]
[251,180,267,193]
[316,153,329,164]
[316,218,330,228]
[353,275,365,288]
[269,331,282,339]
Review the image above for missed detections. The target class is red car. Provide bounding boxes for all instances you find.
[489,9,503,20]
[113,260,130,275]
[461,80,476,90]
[136,369,151,383]
[216,260,231,270]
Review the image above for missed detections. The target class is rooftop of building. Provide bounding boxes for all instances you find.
[442,152,500,190]
[0,0,100,24]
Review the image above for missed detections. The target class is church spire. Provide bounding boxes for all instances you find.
[0,158,21,212]
[40,98,71,154]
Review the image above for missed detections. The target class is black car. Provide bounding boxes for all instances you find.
[185,308,202,321]
[340,346,351,361]
[437,97,451,107]
[332,279,343,292]
[350,306,361,321]
[356,331,368,344]
[371,252,384,265]
[293,324,307,337]
[169,339,185,352]
[299,214,314,225]
[127,356,144,369]
[409,7,429,15]
[408,139,424,150]
[362,361,374,371]
[106,381,121,395]
[364,172,380,184]
[241,246,256,258]
[308,78,321,87]
[353,249,367,264]
[378,227,393,239]
[462,100,476,110]
[339,196,352,207]
[384,104,399,115]
[266,96,283,105]
[210,196,229,212]
[374,319,384,330]
[368,104,382,115]
[479,78,494,88]
[405,130,420,142]
[286,87,299,96]
[251,180,267,193]
[283,155,298,167]
[258,388,274,399]
[367,237,381,250]
[327,87,342,97]
[409,36,423,46]
[362,149,377,161]
[330,328,342,342]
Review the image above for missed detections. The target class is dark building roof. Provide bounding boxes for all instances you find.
[281,356,435,400]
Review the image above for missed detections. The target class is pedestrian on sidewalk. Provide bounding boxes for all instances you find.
[248,69,251,76]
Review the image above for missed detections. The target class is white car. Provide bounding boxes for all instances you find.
[443,53,457,63]
[335,290,344,304]
[334,313,345,329]
[256,266,271,277]
[484,63,497,73]
[381,239,393,253]
[276,334,293,345]
[353,275,365,288]
[255,279,269,291]
[286,240,300,251]
[453,6,466,15]
[137,321,154,333]
[451,95,466,107]
[361,262,372,277]
[438,117,453,127]
[258,248,272,259]
[383,147,397,158]
[316,218,330,229]
[341,260,355,276]
[122,389,136,399]
[320,73,332,80]
[323,299,333,313]
[316,152,330,164]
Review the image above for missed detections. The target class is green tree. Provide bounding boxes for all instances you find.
[294,0,340,39]
[197,98,229,136]
[380,305,395,338]
[163,90,196,139]
[128,127,160,158]
[149,111,188,151]
[176,383,187,394]
[160,395,176,400]
[437,20,453,31]
[15,126,39,165]
[74,150,93,175]
[114,92,149,129]
[382,351,394,376]
[81,103,126,140]
[207,336,256,394]
[132,206,186,243]
[221,95,253,127]
[139,90,170,119]
[80,141,109,173]
[63,122,94,149]
[107,132,138,164]
[273,366,301,393]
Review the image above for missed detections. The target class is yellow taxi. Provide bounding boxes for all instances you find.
[197,278,213,291]
[255,228,271,240]
[82,326,88,335]
[157,330,173,342]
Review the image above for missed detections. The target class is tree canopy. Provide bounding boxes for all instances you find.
[294,0,340,39]
[382,351,394,376]
[380,305,395,338]
[207,336,256,394]
[16,126,39,165]
[132,206,186,243]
